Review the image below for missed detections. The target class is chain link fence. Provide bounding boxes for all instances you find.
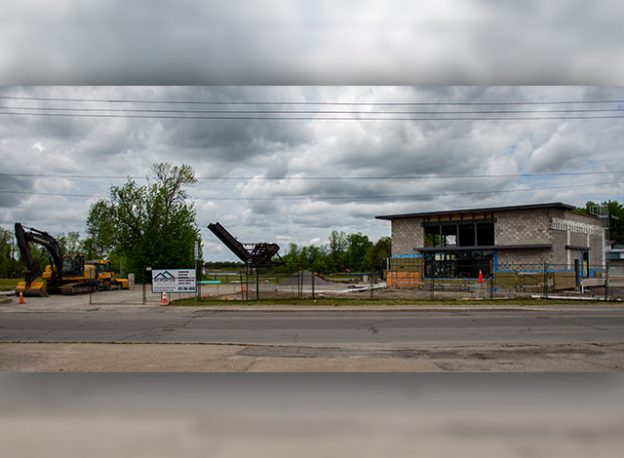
[196,269,384,301]
[382,261,623,301]
[196,262,623,302]
[86,261,623,304]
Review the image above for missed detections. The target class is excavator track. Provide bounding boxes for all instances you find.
[61,282,97,295]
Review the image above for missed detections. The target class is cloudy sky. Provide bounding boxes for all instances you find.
[1,86,623,260]
[1,1,624,260]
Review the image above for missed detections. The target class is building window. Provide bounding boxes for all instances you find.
[424,250,493,278]
[424,225,442,247]
[476,222,494,246]
[458,223,475,246]
[424,221,495,248]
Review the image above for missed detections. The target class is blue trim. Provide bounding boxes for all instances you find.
[391,254,423,259]
[496,268,575,273]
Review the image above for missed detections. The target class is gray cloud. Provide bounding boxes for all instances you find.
[1,85,624,260]
[0,176,34,208]
[2,1,624,85]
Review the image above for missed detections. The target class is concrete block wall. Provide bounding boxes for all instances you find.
[495,209,552,245]
[497,249,553,268]
[391,218,423,256]
[550,209,604,268]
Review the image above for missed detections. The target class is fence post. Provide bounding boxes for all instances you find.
[240,270,244,301]
[430,260,435,300]
[311,271,315,299]
[370,274,374,300]
[245,264,250,301]
[490,258,494,299]
[543,262,549,299]
[604,259,610,301]
[256,267,260,301]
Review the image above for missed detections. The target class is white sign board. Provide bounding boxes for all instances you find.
[151,269,196,293]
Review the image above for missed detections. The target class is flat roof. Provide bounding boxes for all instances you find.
[376,202,577,220]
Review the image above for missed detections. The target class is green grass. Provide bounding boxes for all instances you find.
[172,296,615,307]
[0,279,18,292]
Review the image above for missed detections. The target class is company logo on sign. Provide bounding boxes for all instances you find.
[154,271,176,282]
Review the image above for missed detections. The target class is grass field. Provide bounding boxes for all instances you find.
[0,279,18,292]
[173,296,614,307]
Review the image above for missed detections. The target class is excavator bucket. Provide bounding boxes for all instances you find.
[114,278,129,289]
[15,280,48,297]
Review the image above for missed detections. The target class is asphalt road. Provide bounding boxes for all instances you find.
[1,310,623,347]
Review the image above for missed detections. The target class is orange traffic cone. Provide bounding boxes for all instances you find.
[161,291,168,305]
[18,291,25,304]
[478,270,484,284]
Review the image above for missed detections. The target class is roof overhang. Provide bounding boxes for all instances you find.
[376,202,576,221]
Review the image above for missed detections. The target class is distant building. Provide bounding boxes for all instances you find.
[376,202,606,289]
[609,244,624,275]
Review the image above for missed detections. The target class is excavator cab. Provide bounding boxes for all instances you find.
[62,255,85,277]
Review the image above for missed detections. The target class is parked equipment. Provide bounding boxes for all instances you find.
[14,222,124,296]
[84,259,129,290]
[207,222,282,266]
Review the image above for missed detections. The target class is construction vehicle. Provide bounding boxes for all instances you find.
[85,259,129,290]
[208,222,283,266]
[15,222,101,296]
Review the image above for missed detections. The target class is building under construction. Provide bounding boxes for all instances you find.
[376,202,606,290]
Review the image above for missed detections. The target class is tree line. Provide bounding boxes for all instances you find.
[280,232,391,274]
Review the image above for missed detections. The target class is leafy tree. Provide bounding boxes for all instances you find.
[56,231,82,255]
[579,200,624,245]
[0,227,22,278]
[279,233,389,274]
[328,230,348,270]
[366,236,392,273]
[282,243,302,270]
[86,163,200,281]
[346,232,373,271]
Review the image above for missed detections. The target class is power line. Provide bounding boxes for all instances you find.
[0,180,619,201]
[1,170,623,181]
[3,105,624,115]
[2,94,624,106]
[1,111,623,121]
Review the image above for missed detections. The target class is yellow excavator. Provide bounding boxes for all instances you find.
[14,223,127,296]
[84,259,129,290]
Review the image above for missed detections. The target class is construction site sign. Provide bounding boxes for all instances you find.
[151,269,196,293]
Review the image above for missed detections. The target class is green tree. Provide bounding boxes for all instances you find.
[328,230,348,270]
[346,232,373,271]
[366,236,392,273]
[86,163,200,282]
[56,231,82,256]
[0,227,22,278]
[579,200,624,245]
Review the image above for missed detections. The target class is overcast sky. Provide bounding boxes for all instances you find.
[2,1,624,260]
[1,86,623,260]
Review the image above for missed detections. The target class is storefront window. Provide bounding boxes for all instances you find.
[424,250,493,278]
